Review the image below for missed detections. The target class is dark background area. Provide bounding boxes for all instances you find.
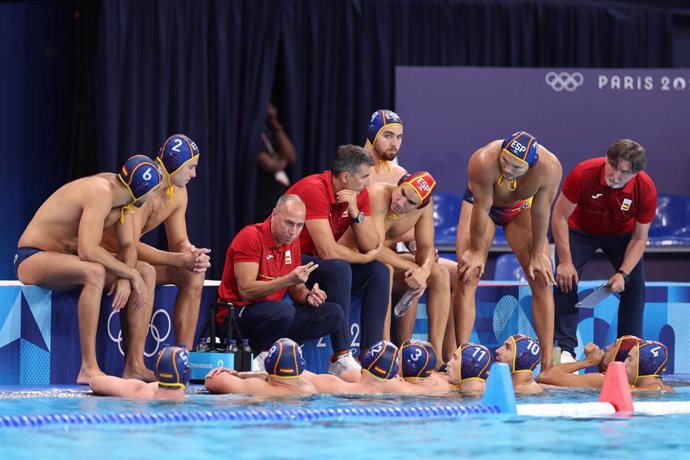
[2,0,689,280]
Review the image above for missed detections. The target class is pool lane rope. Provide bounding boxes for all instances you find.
[0,363,676,428]
[0,403,502,428]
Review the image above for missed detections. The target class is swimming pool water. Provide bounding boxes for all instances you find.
[0,388,689,460]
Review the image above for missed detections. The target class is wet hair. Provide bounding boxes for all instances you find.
[330,144,375,176]
[606,139,646,174]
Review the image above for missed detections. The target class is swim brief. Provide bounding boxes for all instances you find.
[463,188,532,226]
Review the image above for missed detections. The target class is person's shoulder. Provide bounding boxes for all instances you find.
[471,139,501,162]
[634,170,656,190]
[290,172,327,191]
[368,182,392,203]
[232,222,263,245]
[534,145,562,174]
[80,174,115,193]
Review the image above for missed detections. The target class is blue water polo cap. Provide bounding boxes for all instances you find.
[401,339,437,379]
[157,134,200,176]
[367,109,403,145]
[360,340,399,380]
[264,338,305,378]
[509,334,541,373]
[155,346,190,389]
[501,131,539,168]
[118,154,162,205]
[459,343,492,381]
[636,340,668,382]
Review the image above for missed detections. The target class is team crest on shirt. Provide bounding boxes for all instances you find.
[621,198,632,211]
[285,250,293,264]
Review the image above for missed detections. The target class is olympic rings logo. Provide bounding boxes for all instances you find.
[107,308,171,358]
[545,72,584,92]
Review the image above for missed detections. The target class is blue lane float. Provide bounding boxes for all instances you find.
[0,403,503,428]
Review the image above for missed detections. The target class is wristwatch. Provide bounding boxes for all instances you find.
[616,269,630,284]
[351,211,365,224]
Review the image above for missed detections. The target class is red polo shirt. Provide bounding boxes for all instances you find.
[286,170,371,256]
[217,219,301,322]
[562,157,657,236]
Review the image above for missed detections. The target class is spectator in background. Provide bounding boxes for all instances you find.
[552,140,656,364]
[256,102,297,221]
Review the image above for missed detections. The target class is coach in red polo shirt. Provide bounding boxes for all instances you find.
[552,139,657,363]
[286,144,390,376]
[217,194,345,369]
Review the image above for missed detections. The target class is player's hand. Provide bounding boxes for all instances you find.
[527,252,556,286]
[608,272,626,294]
[361,244,382,263]
[556,262,579,293]
[457,250,485,282]
[306,283,327,306]
[583,343,605,366]
[129,272,148,310]
[107,278,131,312]
[206,367,238,380]
[404,266,429,295]
[287,262,319,285]
[335,189,360,217]
[190,245,211,273]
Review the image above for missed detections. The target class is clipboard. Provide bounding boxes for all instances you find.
[575,283,613,309]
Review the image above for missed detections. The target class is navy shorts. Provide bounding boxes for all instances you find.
[13,247,42,278]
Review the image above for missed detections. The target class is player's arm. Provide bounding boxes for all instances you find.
[529,158,562,258]
[367,185,415,270]
[411,203,436,276]
[551,193,578,266]
[89,375,147,397]
[307,219,377,264]
[77,184,140,281]
[466,153,495,254]
[204,368,251,394]
[348,206,380,253]
[551,193,579,291]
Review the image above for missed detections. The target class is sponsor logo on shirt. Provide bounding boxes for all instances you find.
[591,193,603,199]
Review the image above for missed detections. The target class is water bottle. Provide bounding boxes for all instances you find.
[226,339,239,354]
[196,337,209,352]
[241,339,252,372]
[394,290,416,317]
[553,342,561,366]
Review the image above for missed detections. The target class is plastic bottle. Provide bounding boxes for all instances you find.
[196,337,209,352]
[553,343,562,366]
[241,339,252,371]
[393,290,416,317]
